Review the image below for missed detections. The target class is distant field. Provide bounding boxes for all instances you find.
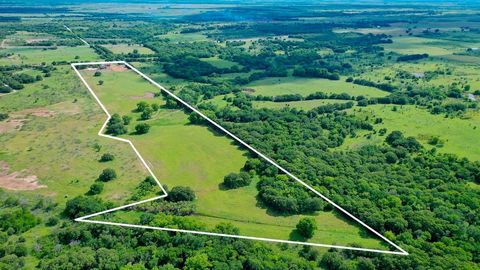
[341,105,480,161]
[158,32,209,42]
[2,31,56,46]
[200,56,239,68]
[0,46,100,65]
[80,64,387,249]
[104,44,154,54]
[247,76,389,97]
[253,99,352,110]
[383,36,474,56]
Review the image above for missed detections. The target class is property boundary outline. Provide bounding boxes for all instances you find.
[71,61,409,256]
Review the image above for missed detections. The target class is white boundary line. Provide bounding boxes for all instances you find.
[64,25,90,46]
[71,61,408,256]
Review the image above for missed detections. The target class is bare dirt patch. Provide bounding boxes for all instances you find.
[0,161,46,190]
[129,91,156,100]
[0,119,25,133]
[13,107,55,118]
[107,64,130,72]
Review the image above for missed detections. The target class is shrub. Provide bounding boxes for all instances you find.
[136,101,149,112]
[223,172,252,189]
[122,115,132,125]
[296,217,317,239]
[0,113,8,121]
[168,186,195,202]
[99,153,114,162]
[140,108,153,120]
[87,182,104,195]
[45,217,59,227]
[98,168,117,182]
[135,123,151,134]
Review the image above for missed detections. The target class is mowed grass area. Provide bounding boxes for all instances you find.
[200,56,239,68]
[81,64,387,250]
[0,66,150,204]
[246,76,389,98]
[382,36,477,56]
[103,44,154,54]
[253,99,352,110]
[341,105,480,161]
[0,46,100,65]
[157,32,209,42]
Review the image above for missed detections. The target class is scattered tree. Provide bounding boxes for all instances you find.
[87,182,104,195]
[98,168,117,182]
[99,153,115,162]
[296,217,317,239]
[223,172,252,189]
[168,186,195,202]
[135,123,151,134]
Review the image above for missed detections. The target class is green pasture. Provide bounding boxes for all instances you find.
[341,105,480,161]
[158,32,209,42]
[200,56,239,68]
[82,65,388,250]
[246,76,389,97]
[0,46,100,65]
[104,44,154,54]
[253,99,352,110]
[383,36,474,56]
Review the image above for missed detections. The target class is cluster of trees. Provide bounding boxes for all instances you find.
[163,56,244,81]
[293,67,340,80]
[257,175,326,214]
[0,71,40,93]
[397,53,429,62]
[253,92,353,103]
[34,220,317,269]
[167,186,196,202]
[106,114,128,136]
[207,104,480,269]
[351,78,397,92]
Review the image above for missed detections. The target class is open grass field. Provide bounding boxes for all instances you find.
[200,56,239,68]
[341,104,480,161]
[158,32,209,42]
[246,76,389,97]
[0,46,100,65]
[382,36,478,56]
[103,44,154,54]
[1,31,56,47]
[80,64,387,250]
[0,66,150,205]
[253,99,352,110]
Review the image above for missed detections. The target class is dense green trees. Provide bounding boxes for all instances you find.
[209,105,480,269]
[63,196,109,219]
[0,209,39,234]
